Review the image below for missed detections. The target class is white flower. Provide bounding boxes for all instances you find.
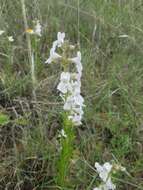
[94,162,116,190]
[105,178,116,190]
[94,182,115,190]
[34,20,42,37]
[52,40,58,50]
[45,32,65,64]
[70,80,81,95]
[120,166,126,172]
[95,162,112,182]
[0,30,5,35]
[68,114,82,126]
[45,47,61,64]
[57,32,65,47]
[94,186,106,190]
[58,129,67,138]
[74,94,84,106]
[70,51,82,76]
[63,95,74,110]
[93,162,125,190]
[63,94,84,111]
[72,107,84,116]
[26,20,42,37]
[71,73,81,81]
[8,36,14,42]
[57,72,71,93]
[93,188,102,190]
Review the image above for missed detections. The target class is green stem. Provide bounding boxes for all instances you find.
[57,114,75,188]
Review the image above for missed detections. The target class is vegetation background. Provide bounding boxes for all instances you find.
[0,0,143,189]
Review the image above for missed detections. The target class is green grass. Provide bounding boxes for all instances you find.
[0,0,143,189]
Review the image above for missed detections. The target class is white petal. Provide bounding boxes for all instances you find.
[95,162,109,182]
[45,48,61,64]
[103,162,112,173]
[57,32,65,47]
[60,72,71,82]
[74,95,84,105]
[118,34,129,38]
[68,114,82,126]
[52,40,58,50]
[95,162,103,172]
[93,187,102,190]
[8,36,14,42]
[69,51,82,76]
[106,178,116,190]
[34,20,42,36]
[99,172,108,182]
[57,82,70,94]
[0,30,5,35]
[59,129,67,138]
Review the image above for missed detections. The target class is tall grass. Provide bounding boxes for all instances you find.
[21,0,37,100]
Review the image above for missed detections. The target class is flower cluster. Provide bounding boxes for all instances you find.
[45,32,84,126]
[57,71,84,126]
[94,162,126,190]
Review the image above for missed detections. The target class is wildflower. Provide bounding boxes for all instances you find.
[45,32,65,64]
[93,187,102,190]
[34,20,42,37]
[0,30,5,35]
[94,162,116,190]
[95,162,112,182]
[8,36,14,42]
[26,20,42,37]
[45,47,61,64]
[69,51,82,77]
[63,94,84,111]
[68,114,82,126]
[57,72,71,93]
[93,181,116,190]
[70,77,81,95]
[94,162,126,190]
[57,32,65,47]
[58,129,67,138]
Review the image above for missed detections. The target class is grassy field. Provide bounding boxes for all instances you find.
[0,0,143,189]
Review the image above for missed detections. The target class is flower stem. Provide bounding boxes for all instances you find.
[57,114,75,188]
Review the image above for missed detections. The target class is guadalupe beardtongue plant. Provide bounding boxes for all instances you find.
[45,32,127,190]
[45,32,85,187]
